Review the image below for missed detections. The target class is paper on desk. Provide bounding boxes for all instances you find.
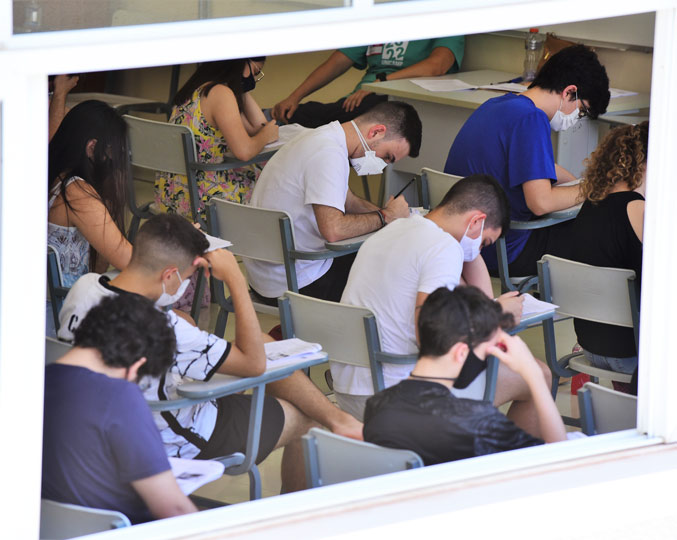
[265,338,322,362]
[263,123,310,150]
[609,88,638,99]
[202,232,233,252]
[478,82,528,93]
[520,293,558,318]
[410,79,476,92]
[169,457,225,495]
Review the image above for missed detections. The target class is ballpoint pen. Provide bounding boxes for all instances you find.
[393,177,416,198]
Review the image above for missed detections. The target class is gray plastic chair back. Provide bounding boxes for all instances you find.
[123,114,195,175]
[207,198,294,265]
[540,255,637,327]
[578,382,637,435]
[40,499,130,539]
[280,292,376,368]
[45,338,72,365]
[419,167,463,209]
[302,427,423,488]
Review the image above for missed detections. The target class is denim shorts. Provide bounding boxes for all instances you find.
[583,349,638,375]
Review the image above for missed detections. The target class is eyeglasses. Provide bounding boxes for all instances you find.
[249,61,265,82]
[576,90,591,119]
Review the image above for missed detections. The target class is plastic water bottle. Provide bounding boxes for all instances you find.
[522,28,545,82]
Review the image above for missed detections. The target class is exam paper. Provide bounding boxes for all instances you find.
[265,338,322,362]
[477,82,528,93]
[170,457,225,495]
[520,293,558,318]
[410,79,477,92]
[202,232,233,252]
[609,88,639,99]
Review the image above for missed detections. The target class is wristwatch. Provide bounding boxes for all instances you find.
[375,72,388,82]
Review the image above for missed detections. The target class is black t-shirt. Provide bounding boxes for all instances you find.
[570,191,643,357]
[363,379,543,466]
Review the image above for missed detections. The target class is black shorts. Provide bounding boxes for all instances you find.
[252,252,357,306]
[195,394,285,464]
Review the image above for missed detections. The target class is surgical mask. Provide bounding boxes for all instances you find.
[453,347,487,389]
[155,270,190,308]
[349,121,388,176]
[241,73,256,93]
[460,218,484,262]
[550,94,581,132]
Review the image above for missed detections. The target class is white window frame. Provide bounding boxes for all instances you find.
[0,1,675,537]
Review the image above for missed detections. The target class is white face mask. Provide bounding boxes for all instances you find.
[460,218,484,262]
[550,92,581,132]
[349,121,388,176]
[155,269,191,308]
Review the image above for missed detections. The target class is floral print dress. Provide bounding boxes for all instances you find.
[155,86,262,221]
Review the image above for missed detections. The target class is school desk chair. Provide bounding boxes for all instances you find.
[578,382,638,436]
[417,166,463,210]
[47,248,69,333]
[537,255,638,423]
[278,291,500,422]
[302,427,423,489]
[203,198,361,337]
[40,499,130,539]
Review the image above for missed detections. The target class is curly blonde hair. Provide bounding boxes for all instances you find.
[580,121,648,203]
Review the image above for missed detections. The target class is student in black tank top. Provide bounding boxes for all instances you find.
[569,122,648,387]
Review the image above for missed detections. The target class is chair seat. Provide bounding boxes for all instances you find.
[567,355,633,384]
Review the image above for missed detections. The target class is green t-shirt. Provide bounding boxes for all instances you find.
[339,36,465,92]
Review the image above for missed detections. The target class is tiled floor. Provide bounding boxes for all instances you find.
[132,179,585,507]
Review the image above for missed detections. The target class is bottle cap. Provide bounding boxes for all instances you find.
[529,28,539,32]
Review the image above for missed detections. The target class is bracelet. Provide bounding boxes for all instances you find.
[376,72,388,82]
[375,209,386,228]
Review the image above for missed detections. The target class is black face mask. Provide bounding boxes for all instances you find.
[453,348,487,389]
[241,73,256,93]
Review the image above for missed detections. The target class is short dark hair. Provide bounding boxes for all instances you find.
[438,174,511,234]
[73,294,176,377]
[529,44,610,119]
[357,101,422,157]
[418,286,514,358]
[131,214,209,272]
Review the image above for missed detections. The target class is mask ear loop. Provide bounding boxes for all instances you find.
[351,120,372,151]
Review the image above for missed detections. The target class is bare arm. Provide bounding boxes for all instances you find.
[313,194,408,243]
[49,75,79,141]
[460,256,493,297]
[272,51,354,122]
[202,85,278,161]
[522,178,581,216]
[131,470,197,520]
[488,331,566,443]
[53,181,132,270]
[200,250,266,377]
[342,47,455,112]
[240,93,269,136]
[344,189,380,214]
[554,163,577,185]
[627,200,645,242]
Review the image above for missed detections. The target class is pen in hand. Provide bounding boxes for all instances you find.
[394,177,416,199]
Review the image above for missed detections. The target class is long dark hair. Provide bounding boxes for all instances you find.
[172,57,266,111]
[48,100,129,265]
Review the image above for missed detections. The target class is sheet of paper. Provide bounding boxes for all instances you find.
[520,293,558,318]
[263,123,310,150]
[265,338,322,362]
[410,79,477,92]
[478,82,528,93]
[169,457,225,495]
[609,87,639,99]
[202,232,233,253]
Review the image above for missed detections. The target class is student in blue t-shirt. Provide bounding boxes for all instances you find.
[444,45,610,276]
[42,294,197,524]
[272,37,465,128]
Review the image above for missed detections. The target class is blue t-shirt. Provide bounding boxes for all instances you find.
[42,364,171,524]
[444,93,556,268]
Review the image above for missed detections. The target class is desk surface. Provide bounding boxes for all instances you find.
[176,352,328,399]
[363,70,650,114]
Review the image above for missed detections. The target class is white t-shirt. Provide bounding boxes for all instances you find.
[244,121,350,298]
[58,273,231,459]
[337,215,464,395]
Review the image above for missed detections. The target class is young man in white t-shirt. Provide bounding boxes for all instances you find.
[59,214,362,492]
[339,175,551,440]
[244,101,422,304]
